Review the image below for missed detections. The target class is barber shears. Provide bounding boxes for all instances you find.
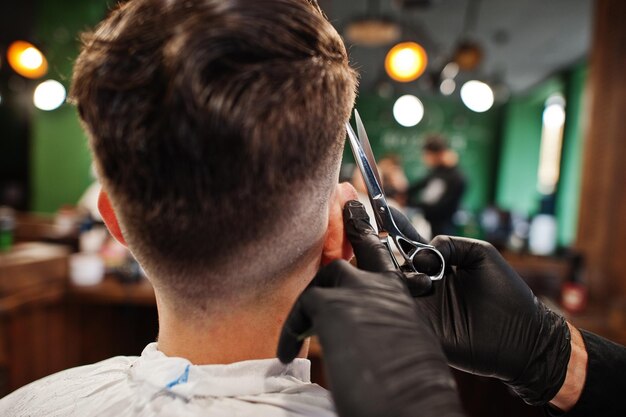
[346,110,445,281]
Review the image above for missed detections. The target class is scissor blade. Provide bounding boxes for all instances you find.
[346,122,384,200]
[354,110,384,188]
[346,119,388,236]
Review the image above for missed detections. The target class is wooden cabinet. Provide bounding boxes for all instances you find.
[0,243,74,395]
[0,245,159,397]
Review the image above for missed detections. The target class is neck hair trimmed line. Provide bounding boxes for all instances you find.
[154,234,324,364]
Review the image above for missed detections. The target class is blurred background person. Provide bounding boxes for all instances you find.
[378,154,409,207]
[408,135,467,237]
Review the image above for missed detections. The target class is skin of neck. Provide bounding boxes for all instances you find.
[155,253,321,365]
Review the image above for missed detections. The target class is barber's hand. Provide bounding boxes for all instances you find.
[385,207,571,406]
[277,201,464,417]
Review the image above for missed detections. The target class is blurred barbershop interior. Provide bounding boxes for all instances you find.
[1,0,625,415]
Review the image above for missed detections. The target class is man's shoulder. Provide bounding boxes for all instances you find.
[0,352,338,417]
[0,355,136,417]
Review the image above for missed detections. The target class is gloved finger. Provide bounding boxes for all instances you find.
[410,247,445,277]
[277,294,311,363]
[388,206,442,277]
[430,235,497,268]
[343,200,396,272]
[389,206,428,244]
[313,259,363,289]
[277,260,358,363]
[401,268,432,296]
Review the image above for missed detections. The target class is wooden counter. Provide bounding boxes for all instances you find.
[0,242,69,316]
[68,275,156,306]
[0,243,72,395]
[13,213,80,251]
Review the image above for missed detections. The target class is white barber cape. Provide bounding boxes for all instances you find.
[0,343,336,417]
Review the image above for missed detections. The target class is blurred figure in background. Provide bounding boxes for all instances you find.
[378,154,409,207]
[408,135,466,237]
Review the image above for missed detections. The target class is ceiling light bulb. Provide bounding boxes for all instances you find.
[20,47,44,69]
[460,80,494,112]
[393,95,424,127]
[385,42,428,82]
[7,41,48,79]
[33,80,66,111]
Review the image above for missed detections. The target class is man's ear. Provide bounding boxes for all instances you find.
[321,182,359,265]
[98,190,127,246]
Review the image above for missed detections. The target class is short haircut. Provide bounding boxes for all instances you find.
[422,134,449,153]
[71,0,357,314]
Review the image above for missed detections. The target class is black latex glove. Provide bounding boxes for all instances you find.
[384,207,572,406]
[277,200,465,417]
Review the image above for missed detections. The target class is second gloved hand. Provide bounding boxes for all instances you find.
[381,207,572,406]
[420,236,571,405]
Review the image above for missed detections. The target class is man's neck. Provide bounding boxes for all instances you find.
[154,262,318,365]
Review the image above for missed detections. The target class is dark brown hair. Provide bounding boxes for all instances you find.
[71,0,357,312]
[422,134,449,153]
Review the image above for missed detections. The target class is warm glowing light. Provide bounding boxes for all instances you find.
[385,42,428,83]
[440,79,456,96]
[460,80,494,112]
[33,80,66,111]
[344,19,401,47]
[393,95,424,127]
[7,41,48,79]
[21,48,43,68]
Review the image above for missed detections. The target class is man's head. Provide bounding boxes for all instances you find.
[421,134,449,168]
[71,0,358,315]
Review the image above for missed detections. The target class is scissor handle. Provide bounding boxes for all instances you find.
[394,236,446,281]
[372,199,446,280]
[391,236,445,281]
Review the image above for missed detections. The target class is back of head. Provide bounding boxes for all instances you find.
[71,0,357,314]
[422,135,449,154]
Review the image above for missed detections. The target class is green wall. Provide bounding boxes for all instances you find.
[31,107,92,212]
[351,94,502,212]
[495,77,564,215]
[495,64,587,246]
[557,63,587,246]
[30,0,107,213]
